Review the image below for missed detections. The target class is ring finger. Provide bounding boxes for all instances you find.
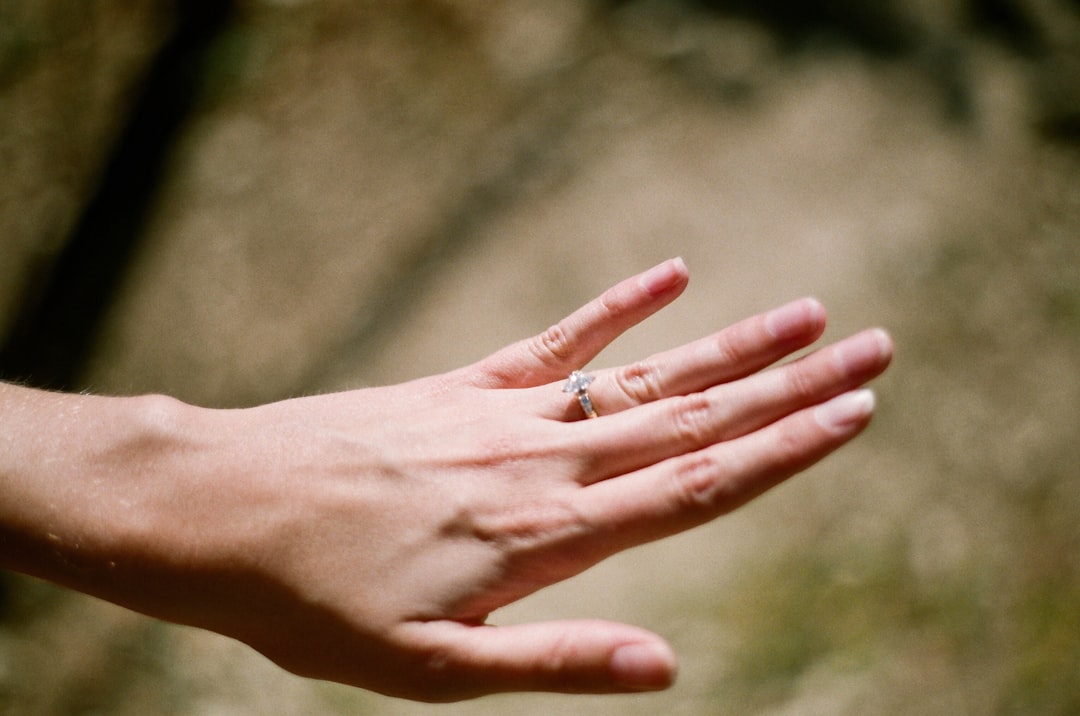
[539,297,827,420]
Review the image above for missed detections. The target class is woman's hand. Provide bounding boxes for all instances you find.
[0,258,892,702]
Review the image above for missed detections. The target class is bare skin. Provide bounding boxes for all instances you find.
[0,258,892,702]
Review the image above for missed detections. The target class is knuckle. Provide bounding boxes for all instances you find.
[596,292,619,318]
[671,393,716,447]
[771,420,812,468]
[613,360,664,405]
[713,329,747,368]
[532,322,574,364]
[783,361,820,402]
[668,453,726,511]
[535,631,576,676]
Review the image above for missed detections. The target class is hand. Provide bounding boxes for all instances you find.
[12,259,892,702]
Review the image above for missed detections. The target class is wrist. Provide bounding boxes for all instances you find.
[0,386,205,603]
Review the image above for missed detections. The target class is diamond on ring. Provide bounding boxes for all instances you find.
[563,370,599,419]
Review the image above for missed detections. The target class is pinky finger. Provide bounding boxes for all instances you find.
[576,390,877,550]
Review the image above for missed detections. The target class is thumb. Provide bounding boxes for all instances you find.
[404,620,678,701]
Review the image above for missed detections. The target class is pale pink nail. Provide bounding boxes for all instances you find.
[836,328,892,375]
[814,389,876,432]
[639,257,687,296]
[611,642,678,690]
[764,298,824,340]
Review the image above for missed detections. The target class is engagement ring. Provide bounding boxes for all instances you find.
[563,371,599,419]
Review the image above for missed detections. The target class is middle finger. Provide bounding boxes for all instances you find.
[567,327,893,484]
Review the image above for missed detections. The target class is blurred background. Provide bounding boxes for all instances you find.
[2,0,1079,713]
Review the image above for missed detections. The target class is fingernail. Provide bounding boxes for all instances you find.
[836,328,892,375]
[639,258,687,296]
[814,389,876,432]
[611,642,677,690]
[765,298,824,340]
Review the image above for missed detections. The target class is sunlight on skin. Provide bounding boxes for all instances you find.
[0,259,891,702]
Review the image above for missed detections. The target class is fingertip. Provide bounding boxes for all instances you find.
[870,327,894,364]
[764,297,827,342]
[672,255,688,278]
[639,257,689,297]
[813,389,876,433]
[805,296,827,326]
[610,639,678,691]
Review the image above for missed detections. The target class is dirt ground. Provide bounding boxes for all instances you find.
[2,1,1079,714]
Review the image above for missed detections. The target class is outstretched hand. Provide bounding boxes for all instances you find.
[1,259,892,702]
